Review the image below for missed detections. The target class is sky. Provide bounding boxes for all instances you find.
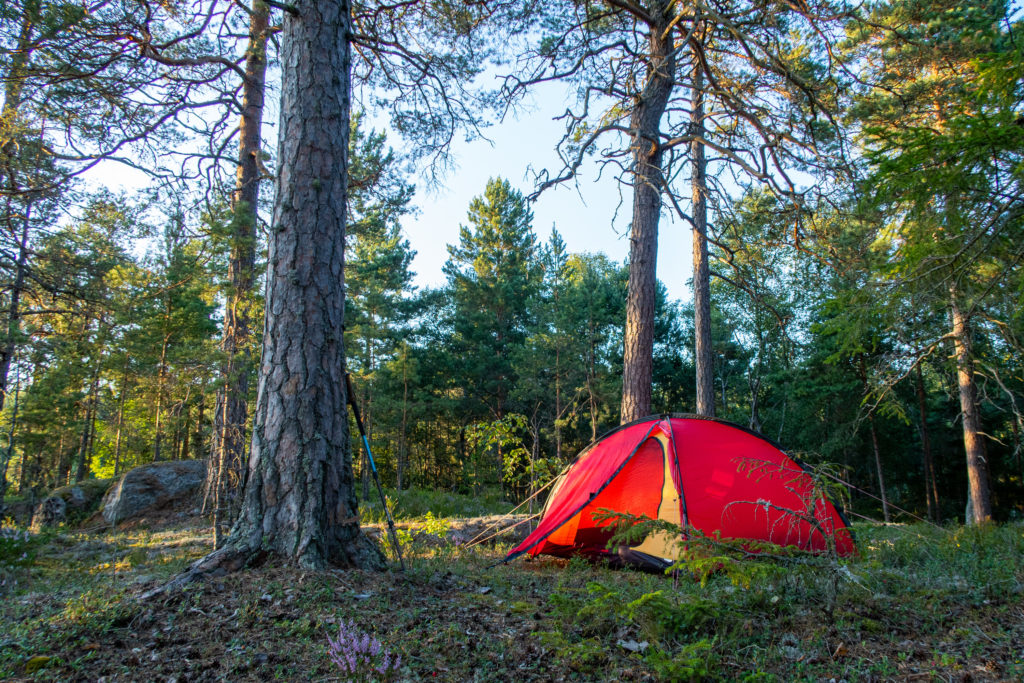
[92,80,698,305]
[396,84,696,304]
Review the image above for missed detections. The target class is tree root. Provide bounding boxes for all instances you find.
[139,542,262,601]
[139,530,387,601]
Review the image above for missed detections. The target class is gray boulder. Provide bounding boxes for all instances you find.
[31,495,67,529]
[102,460,206,525]
[30,478,115,529]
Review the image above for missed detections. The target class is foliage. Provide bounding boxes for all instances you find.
[358,486,511,523]
[0,521,36,568]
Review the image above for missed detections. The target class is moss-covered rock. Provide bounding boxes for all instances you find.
[30,478,115,529]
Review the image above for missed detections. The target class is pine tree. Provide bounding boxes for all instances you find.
[846,0,1023,523]
[444,178,539,422]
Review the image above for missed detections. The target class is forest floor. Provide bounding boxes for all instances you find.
[1,501,1023,682]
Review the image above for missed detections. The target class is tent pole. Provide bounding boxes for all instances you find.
[346,373,406,571]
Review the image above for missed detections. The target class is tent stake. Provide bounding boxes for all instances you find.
[346,373,406,571]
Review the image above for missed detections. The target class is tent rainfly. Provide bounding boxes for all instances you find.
[505,415,855,570]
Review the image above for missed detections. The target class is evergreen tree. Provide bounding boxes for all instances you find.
[444,178,540,421]
[846,0,1023,523]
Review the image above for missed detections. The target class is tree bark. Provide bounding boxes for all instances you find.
[868,412,890,523]
[949,284,993,524]
[914,363,940,522]
[587,321,598,440]
[620,3,675,423]
[0,348,21,513]
[112,357,131,477]
[74,358,102,482]
[691,56,714,417]
[149,0,385,590]
[360,331,372,500]
[209,0,270,541]
[153,332,170,461]
[0,212,29,504]
[398,343,408,490]
[56,427,70,487]
[0,6,36,455]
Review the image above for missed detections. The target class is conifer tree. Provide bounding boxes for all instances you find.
[444,178,539,422]
[847,0,1023,523]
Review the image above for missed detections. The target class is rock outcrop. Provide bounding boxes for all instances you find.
[30,478,114,529]
[101,460,206,525]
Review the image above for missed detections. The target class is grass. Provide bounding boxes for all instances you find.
[358,486,515,523]
[1,506,1022,681]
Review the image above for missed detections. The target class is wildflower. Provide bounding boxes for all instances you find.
[326,620,401,682]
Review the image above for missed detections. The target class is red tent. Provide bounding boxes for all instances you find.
[506,415,855,568]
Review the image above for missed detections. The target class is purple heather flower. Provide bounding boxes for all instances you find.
[325,620,400,682]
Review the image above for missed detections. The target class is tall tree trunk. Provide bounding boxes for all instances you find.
[0,349,21,514]
[587,323,598,440]
[156,0,384,584]
[17,429,33,495]
[914,363,940,522]
[0,3,38,476]
[56,427,70,487]
[868,412,890,523]
[153,333,170,461]
[74,360,102,482]
[398,344,408,490]
[209,0,269,540]
[0,0,38,191]
[555,342,562,461]
[620,5,675,423]
[360,330,372,500]
[0,212,29,417]
[180,404,191,461]
[949,284,992,524]
[858,356,891,522]
[112,356,131,477]
[0,2,42,507]
[691,56,714,417]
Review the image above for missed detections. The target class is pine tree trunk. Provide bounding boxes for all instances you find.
[153,333,170,461]
[0,217,27,504]
[620,5,675,423]
[17,429,32,495]
[398,345,408,490]
[74,361,101,482]
[149,0,384,588]
[0,0,38,191]
[0,350,21,512]
[587,324,598,440]
[555,341,562,461]
[691,57,714,418]
[868,412,890,523]
[209,0,269,534]
[360,332,372,501]
[949,285,993,524]
[0,8,38,506]
[180,405,191,461]
[914,363,940,522]
[56,428,69,487]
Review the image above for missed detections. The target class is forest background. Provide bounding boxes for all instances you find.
[0,0,1022,530]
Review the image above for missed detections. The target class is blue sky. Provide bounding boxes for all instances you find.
[399,84,695,304]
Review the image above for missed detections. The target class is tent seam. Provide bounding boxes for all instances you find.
[500,419,661,565]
